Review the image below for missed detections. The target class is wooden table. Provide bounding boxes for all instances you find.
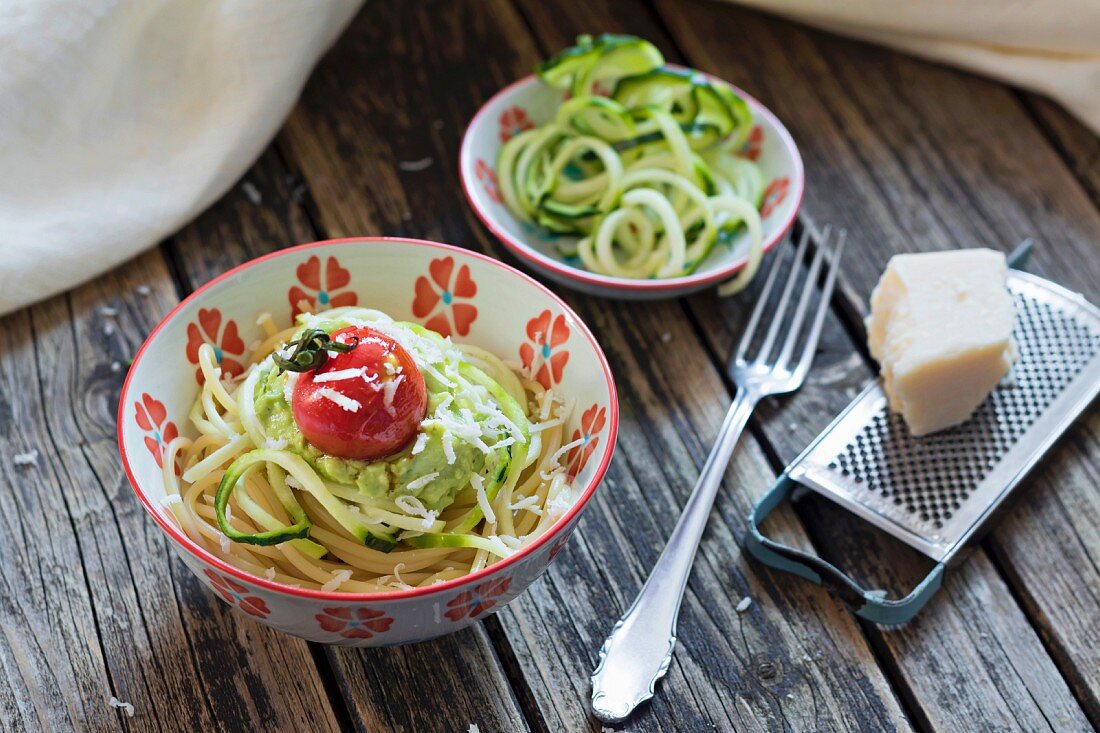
[3,1,1097,731]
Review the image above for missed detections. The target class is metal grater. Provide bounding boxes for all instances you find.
[790,271,1100,561]
[748,269,1100,623]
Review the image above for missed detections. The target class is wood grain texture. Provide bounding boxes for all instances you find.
[166,149,531,733]
[655,0,1100,308]
[0,247,343,733]
[278,1,912,730]
[646,0,1099,727]
[1022,95,1100,208]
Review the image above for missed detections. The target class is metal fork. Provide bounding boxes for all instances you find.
[590,226,846,723]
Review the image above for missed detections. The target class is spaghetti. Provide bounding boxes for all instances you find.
[161,307,579,593]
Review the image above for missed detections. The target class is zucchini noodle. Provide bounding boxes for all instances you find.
[499,34,767,294]
[162,307,582,593]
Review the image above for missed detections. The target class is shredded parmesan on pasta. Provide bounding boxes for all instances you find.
[321,569,353,591]
[317,387,360,412]
[404,472,439,491]
[471,474,496,525]
[164,307,588,595]
[313,367,368,383]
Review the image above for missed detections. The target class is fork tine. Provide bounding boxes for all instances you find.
[735,226,804,362]
[792,230,846,381]
[775,228,831,370]
[753,224,819,365]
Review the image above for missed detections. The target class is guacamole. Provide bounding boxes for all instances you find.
[253,366,490,511]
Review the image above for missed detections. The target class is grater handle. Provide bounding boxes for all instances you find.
[746,474,946,625]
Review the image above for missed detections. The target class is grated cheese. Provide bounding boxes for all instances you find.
[404,472,439,492]
[391,563,413,589]
[317,387,360,413]
[313,367,368,383]
[108,696,135,718]
[509,495,542,514]
[381,374,404,416]
[411,432,429,455]
[484,535,513,557]
[218,532,231,555]
[441,430,456,464]
[398,157,434,172]
[499,534,525,550]
[471,474,495,525]
[264,436,288,450]
[546,485,576,517]
[264,567,277,581]
[242,180,262,204]
[529,418,562,433]
[282,371,299,405]
[735,596,752,613]
[321,569,353,592]
[548,437,586,467]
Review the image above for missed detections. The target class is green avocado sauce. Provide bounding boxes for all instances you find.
[252,365,487,512]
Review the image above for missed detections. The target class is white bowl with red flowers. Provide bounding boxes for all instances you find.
[119,238,618,646]
[460,68,804,300]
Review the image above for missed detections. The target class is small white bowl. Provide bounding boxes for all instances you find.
[460,67,804,300]
[118,238,618,646]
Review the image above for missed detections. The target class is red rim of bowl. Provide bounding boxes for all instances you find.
[459,69,805,293]
[117,237,619,602]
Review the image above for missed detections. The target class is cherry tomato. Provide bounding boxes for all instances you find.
[291,326,427,461]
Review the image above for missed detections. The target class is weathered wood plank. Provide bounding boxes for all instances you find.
[0,247,344,732]
[323,629,530,733]
[166,149,531,733]
[1022,95,1100,208]
[649,0,1098,726]
[657,1,1100,306]
[1,311,115,732]
[277,1,913,729]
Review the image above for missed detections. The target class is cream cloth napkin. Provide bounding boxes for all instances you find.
[726,0,1100,134]
[0,0,363,315]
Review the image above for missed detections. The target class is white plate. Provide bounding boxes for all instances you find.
[460,68,804,300]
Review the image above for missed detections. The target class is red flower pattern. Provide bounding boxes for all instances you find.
[566,404,607,480]
[288,255,358,318]
[134,393,179,471]
[759,178,790,219]
[185,307,246,383]
[741,125,764,161]
[475,159,502,204]
[519,310,570,390]
[499,106,535,143]
[548,532,572,562]
[412,256,479,338]
[203,569,270,618]
[444,577,512,621]
[316,606,394,639]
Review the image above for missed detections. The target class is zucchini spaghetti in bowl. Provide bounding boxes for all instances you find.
[460,36,803,300]
[164,306,582,594]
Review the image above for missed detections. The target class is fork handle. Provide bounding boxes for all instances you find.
[590,388,757,723]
